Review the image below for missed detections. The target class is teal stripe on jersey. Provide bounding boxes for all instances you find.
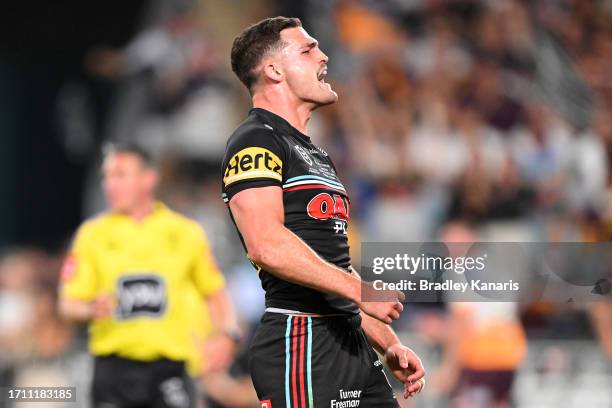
[285,316,293,408]
[285,174,344,188]
[307,317,313,408]
[282,180,346,192]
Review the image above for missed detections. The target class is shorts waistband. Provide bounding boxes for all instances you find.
[263,309,362,329]
[264,307,349,317]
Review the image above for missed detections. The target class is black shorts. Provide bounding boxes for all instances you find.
[92,355,196,408]
[249,312,398,408]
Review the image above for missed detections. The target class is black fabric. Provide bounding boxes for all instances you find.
[221,108,358,315]
[91,355,196,408]
[249,312,399,408]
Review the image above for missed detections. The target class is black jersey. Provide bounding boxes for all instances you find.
[221,108,359,315]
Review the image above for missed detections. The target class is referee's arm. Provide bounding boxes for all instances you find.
[200,287,241,374]
[58,226,113,322]
[191,225,239,337]
[229,185,403,325]
[58,295,114,322]
[192,225,241,373]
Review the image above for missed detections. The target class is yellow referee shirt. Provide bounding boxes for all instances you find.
[59,202,225,369]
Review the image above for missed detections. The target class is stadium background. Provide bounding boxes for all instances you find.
[1,0,611,407]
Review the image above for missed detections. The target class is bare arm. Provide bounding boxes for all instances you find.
[200,372,257,407]
[588,301,612,360]
[229,186,402,323]
[352,266,426,397]
[58,295,113,323]
[201,289,241,374]
[205,288,239,334]
[360,310,401,354]
[230,186,361,302]
[361,310,426,398]
[347,265,403,354]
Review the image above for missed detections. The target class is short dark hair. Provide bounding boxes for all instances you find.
[102,140,155,168]
[231,16,302,91]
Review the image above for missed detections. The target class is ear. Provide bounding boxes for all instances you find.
[144,168,158,191]
[262,62,283,83]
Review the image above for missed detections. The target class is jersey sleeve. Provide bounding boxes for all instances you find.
[59,224,98,301]
[222,127,287,202]
[191,225,226,297]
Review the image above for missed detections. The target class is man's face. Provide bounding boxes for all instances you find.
[102,153,155,212]
[276,27,338,106]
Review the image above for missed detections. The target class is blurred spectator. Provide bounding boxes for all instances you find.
[429,223,528,408]
[0,250,38,390]
[3,0,612,406]
[0,249,77,404]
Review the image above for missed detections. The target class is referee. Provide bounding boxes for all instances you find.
[223,17,425,407]
[59,142,240,408]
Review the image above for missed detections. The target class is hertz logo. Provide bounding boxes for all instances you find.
[223,147,282,187]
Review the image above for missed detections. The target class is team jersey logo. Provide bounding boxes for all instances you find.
[306,193,349,221]
[331,389,363,407]
[116,275,167,319]
[294,145,313,166]
[260,400,272,408]
[160,377,190,408]
[307,193,350,235]
[223,147,282,187]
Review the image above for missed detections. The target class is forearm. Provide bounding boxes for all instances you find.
[58,298,93,322]
[206,289,239,333]
[361,310,401,354]
[249,225,362,305]
[201,374,257,407]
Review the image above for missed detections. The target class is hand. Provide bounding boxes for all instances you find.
[90,294,114,320]
[359,282,405,324]
[201,333,237,375]
[384,343,426,399]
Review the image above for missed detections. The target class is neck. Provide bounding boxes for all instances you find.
[124,200,155,222]
[252,88,314,135]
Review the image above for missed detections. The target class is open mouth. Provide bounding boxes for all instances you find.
[317,68,327,83]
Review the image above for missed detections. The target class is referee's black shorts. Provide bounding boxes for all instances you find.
[92,355,196,408]
[249,312,399,408]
